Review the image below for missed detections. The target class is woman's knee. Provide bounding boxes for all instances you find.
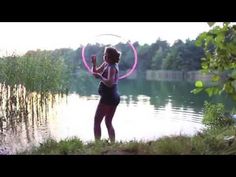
[105,118,112,127]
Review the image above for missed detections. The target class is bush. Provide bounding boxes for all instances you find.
[202,101,235,129]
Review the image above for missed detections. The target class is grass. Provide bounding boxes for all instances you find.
[19,126,236,155]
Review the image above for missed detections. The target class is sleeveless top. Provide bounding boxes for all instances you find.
[98,63,119,97]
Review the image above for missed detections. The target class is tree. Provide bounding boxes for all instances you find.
[150,40,169,69]
[192,22,236,100]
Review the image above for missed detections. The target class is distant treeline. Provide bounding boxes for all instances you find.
[0,38,205,93]
[22,38,205,74]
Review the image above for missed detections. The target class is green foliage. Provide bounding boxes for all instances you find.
[207,22,216,27]
[194,22,236,100]
[28,137,84,155]
[161,39,204,71]
[195,80,204,88]
[191,80,204,94]
[150,40,170,69]
[191,88,204,94]
[0,36,207,94]
[202,101,235,129]
[0,51,71,94]
[153,136,193,155]
[19,126,236,154]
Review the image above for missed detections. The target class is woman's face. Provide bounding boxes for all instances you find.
[103,52,110,63]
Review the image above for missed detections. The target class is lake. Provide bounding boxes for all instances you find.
[0,79,234,154]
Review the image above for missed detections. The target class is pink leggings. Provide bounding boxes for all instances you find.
[94,102,118,142]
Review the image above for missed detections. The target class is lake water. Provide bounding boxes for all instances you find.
[0,79,234,154]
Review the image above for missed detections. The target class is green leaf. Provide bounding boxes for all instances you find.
[211,75,220,82]
[228,86,234,93]
[215,33,225,47]
[232,80,236,89]
[191,88,203,94]
[232,94,236,100]
[195,39,202,47]
[230,70,236,79]
[195,80,204,88]
[205,88,214,97]
[207,22,215,27]
[223,22,230,26]
[202,63,208,70]
[213,87,220,95]
[196,32,207,46]
[219,88,224,95]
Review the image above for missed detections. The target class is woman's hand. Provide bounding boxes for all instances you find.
[92,72,102,79]
[91,55,96,65]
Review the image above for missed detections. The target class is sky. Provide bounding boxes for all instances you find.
[0,22,213,57]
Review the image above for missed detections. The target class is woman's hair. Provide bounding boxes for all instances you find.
[105,47,121,64]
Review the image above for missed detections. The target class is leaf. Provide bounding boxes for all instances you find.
[195,80,204,88]
[230,70,236,79]
[213,87,220,95]
[228,86,234,93]
[195,32,207,46]
[205,88,214,97]
[207,22,215,27]
[232,80,236,89]
[219,88,224,95]
[202,63,208,70]
[211,75,220,82]
[232,94,236,101]
[195,39,202,47]
[215,33,225,46]
[223,22,230,26]
[191,88,203,94]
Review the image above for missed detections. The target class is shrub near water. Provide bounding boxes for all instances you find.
[202,101,235,129]
[0,52,71,94]
[28,138,84,155]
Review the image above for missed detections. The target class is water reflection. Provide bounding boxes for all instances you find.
[0,83,60,153]
[0,80,235,154]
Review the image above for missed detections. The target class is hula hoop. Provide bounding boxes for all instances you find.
[81,34,138,80]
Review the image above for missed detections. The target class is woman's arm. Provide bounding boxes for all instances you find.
[92,62,107,73]
[91,55,106,73]
[93,66,116,87]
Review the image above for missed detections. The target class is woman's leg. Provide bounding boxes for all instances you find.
[94,103,107,141]
[105,105,117,143]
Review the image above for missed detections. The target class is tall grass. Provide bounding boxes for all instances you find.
[0,52,71,94]
[18,126,236,155]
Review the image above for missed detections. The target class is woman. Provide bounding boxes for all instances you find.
[91,47,121,143]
